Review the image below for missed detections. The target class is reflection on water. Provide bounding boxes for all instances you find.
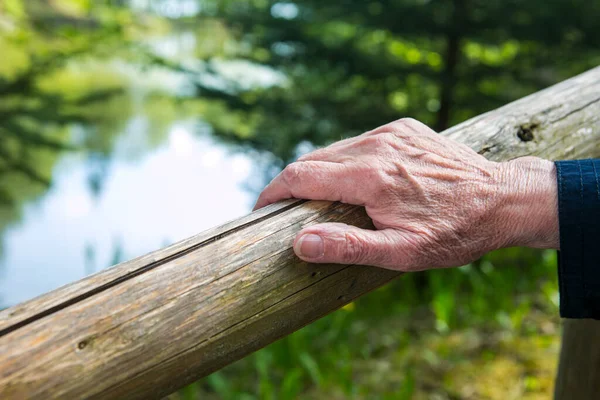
[0,2,319,309]
[0,4,270,308]
[130,0,202,18]
[0,121,254,307]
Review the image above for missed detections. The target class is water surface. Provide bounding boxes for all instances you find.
[0,104,256,308]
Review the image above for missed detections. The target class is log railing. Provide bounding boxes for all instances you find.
[1,67,600,399]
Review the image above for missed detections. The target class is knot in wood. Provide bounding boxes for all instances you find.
[517,122,538,142]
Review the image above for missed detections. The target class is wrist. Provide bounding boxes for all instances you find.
[493,157,559,249]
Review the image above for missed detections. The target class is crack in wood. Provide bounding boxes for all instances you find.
[97,264,358,397]
[92,203,356,344]
[549,96,600,124]
[0,199,307,337]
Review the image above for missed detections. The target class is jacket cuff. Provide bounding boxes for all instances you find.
[555,159,600,319]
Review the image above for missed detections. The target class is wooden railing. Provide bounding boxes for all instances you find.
[1,67,600,399]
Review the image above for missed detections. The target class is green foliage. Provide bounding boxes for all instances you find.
[190,0,600,168]
[0,0,176,242]
[0,1,118,233]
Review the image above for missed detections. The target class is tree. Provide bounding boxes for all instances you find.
[190,0,600,170]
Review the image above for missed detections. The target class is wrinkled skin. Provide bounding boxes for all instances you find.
[254,118,558,271]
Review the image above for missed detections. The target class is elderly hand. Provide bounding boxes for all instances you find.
[254,118,559,271]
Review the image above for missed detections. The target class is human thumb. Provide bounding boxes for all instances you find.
[293,222,393,267]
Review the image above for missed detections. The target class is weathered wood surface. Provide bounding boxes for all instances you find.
[554,319,600,399]
[0,66,599,399]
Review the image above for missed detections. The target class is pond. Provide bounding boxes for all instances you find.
[0,124,255,308]
[0,27,260,308]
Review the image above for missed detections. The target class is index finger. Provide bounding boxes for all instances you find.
[253,161,365,210]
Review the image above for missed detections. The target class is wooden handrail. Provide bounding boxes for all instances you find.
[1,67,600,399]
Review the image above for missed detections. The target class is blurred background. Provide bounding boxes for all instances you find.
[1,0,599,398]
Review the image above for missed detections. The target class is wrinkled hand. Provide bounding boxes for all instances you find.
[254,118,558,271]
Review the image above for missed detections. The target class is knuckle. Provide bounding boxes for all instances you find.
[390,117,423,134]
[363,133,390,150]
[399,117,418,125]
[281,162,304,186]
[371,118,426,138]
[397,117,419,128]
[343,231,367,264]
[366,124,389,136]
[297,149,321,162]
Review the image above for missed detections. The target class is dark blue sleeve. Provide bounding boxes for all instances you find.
[555,159,600,319]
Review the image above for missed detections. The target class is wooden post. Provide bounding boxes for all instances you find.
[1,67,600,399]
[554,319,600,399]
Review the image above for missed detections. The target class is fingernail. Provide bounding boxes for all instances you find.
[295,234,324,259]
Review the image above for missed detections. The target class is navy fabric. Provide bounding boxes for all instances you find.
[555,159,600,319]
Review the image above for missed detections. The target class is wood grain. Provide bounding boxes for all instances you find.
[0,66,599,399]
[554,319,600,399]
